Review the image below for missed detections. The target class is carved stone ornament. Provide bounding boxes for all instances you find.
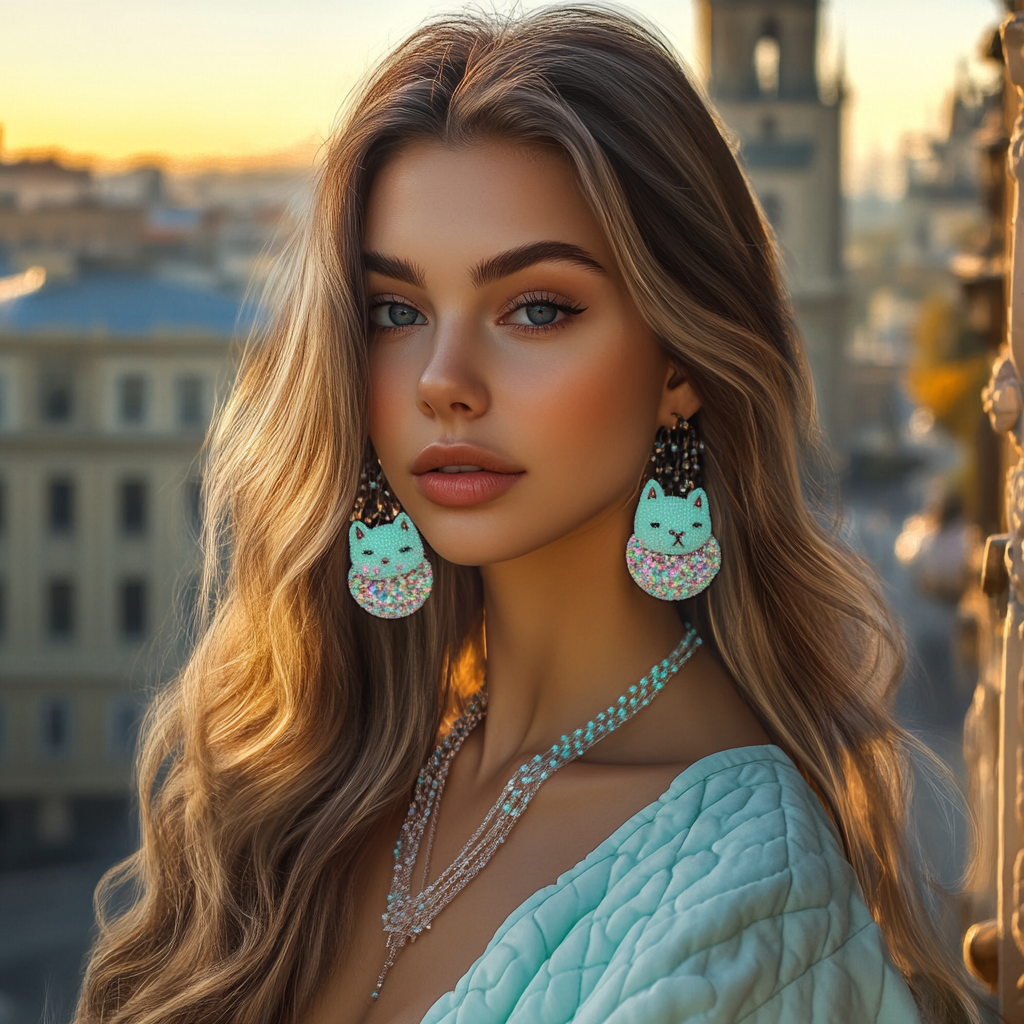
[976,14,1024,1017]
[983,353,1024,443]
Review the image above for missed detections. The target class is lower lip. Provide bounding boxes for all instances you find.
[414,470,524,507]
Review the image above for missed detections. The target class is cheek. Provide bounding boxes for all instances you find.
[367,342,416,455]
[513,333,663,495]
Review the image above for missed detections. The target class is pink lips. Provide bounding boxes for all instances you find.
[411,443,525,508]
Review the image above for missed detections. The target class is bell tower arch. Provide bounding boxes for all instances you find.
[702,0,818,100]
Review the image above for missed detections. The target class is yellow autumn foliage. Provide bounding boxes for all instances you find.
[907,359,988,423]
[905,294,990,446]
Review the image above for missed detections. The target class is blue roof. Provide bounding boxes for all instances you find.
[0,272,254,337]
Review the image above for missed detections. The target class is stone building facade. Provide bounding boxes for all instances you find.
[701,0,846,448]
[0,273,239,864]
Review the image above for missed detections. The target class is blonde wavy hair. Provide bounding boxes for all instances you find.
[75,7,979,1022]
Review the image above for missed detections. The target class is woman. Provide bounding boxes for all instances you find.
[75,7,979,1023]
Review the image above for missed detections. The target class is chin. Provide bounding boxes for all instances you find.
[422,532,534,568]
[417,503,612,569]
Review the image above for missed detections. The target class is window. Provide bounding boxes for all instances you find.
[48,478,74,532]
[175,573,201,653]
[106,696,140,761]
[120,578,147,638]
[48,578,74,637]
[754,32,780,97]
[184,476,203,537]
[118,374,147,424]
[176,375,205,428]
[40,368,74,423]
[120,479,148,534]
[39,697,73,759]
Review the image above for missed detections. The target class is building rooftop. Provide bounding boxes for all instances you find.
[0,271,253,337]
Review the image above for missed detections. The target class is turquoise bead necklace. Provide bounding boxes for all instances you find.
[372,625,701,1001]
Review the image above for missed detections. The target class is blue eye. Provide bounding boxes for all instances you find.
[370,303,426,327]
[524,303,558,325]
[506,302,569,327]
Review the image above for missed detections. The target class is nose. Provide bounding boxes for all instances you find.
[416,324,489,422]
[381,557,390,564]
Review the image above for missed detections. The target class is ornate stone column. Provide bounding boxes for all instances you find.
[978,14,1024,1016]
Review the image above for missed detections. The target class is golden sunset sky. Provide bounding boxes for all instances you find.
[0,0,1001,194]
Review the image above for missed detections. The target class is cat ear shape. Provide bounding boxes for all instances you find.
[688,488,709,511]
[349,521,367,548]
[643,479,665,502]
[395,513,412,532]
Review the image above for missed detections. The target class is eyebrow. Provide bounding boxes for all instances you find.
[471,241,606,287]
[362,240,606,291]
[362,251,426,288]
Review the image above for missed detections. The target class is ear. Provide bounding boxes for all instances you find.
[688,487,707,509]
[394,513,412,532]
[349,521,366,547]
[657,362,701,428]
[644,479,665,502]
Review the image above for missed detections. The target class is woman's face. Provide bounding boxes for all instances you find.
[364,140,694,567]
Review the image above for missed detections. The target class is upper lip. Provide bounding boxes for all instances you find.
[411,442,524,475]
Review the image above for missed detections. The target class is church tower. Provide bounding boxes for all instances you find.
[700,0,846,448]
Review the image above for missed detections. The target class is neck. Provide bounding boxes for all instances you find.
[476,501,685,782]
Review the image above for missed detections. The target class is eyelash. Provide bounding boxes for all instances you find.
[367,291,587,334]
[368,293,421,331]
[501,291,587,334]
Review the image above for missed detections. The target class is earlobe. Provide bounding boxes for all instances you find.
[660,364,701,426]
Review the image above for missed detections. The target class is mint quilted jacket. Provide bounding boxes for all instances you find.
[422,745,920,1024]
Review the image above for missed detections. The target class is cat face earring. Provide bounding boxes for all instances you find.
[348,453,433,619]
[626,416,721,600]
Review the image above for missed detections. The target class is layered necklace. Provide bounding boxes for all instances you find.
[372,626,701,1001]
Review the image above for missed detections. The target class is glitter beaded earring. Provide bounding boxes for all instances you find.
[348,452,433,619]
[626,416,721,600]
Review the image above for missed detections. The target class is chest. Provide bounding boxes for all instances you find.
[301,761,686,1024]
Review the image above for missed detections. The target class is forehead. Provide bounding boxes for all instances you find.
[363,140,611,267]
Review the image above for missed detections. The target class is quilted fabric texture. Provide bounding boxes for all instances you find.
[422,745,920,1024]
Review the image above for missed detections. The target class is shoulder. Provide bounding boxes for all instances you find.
[596,745,860,935]
[605,744,845,888]
[577,744,920,1022]
[668,744,851,905]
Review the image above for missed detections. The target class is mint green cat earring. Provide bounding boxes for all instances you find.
[626,417,721,600]
[348,455,433,619]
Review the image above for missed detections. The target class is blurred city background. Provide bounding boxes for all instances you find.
[0,0,1008,1020]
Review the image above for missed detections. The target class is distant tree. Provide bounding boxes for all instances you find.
[907,292,990,448]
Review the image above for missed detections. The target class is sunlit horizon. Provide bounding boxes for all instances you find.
[0,137,324,175]
[0,0,1002,194]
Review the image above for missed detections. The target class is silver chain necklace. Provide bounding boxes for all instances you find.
[371,626,701,1001]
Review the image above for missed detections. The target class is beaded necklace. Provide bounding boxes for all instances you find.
[372,626,701,1000]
